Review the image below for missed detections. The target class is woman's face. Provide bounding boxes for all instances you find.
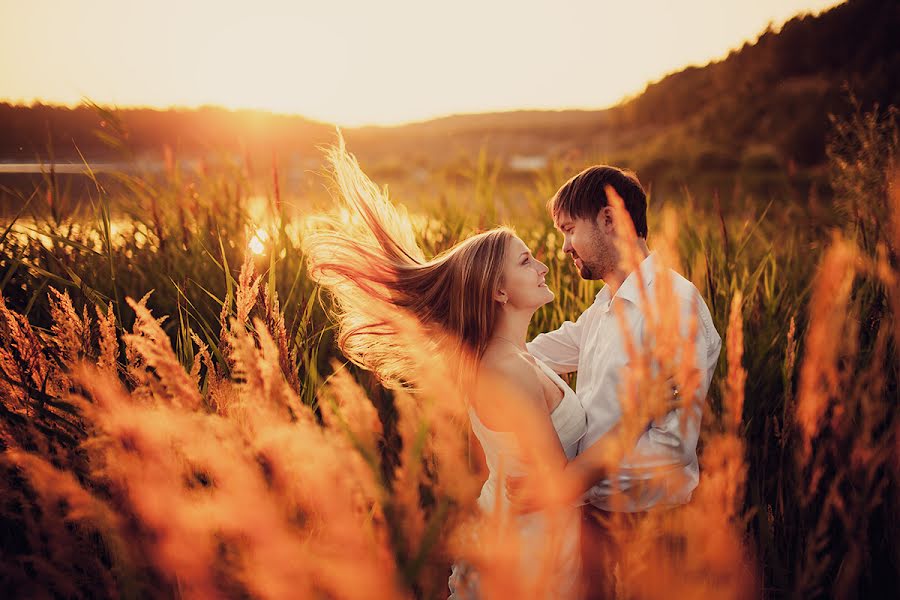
[497,236,554,309]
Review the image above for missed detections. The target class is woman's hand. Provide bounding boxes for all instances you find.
[505,473,543,514]
[505,471,574,514]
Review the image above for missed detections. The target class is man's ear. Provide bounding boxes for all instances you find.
[597,206,614,233]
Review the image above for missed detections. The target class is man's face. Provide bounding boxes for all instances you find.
[555,210,617,281]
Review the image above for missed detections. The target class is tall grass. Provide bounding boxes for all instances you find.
[0,104,897,598]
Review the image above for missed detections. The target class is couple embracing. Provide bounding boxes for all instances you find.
[305,143,721,600]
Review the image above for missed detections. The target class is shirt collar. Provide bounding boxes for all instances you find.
[595,251,657,306]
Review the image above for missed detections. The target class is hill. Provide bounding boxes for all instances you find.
[613,0,900,175]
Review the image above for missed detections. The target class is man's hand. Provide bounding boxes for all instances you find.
[645,376,682,431]
[666,376,682,413]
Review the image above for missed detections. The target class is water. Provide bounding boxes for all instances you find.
[0,159,212,218]
[0,162,125,174]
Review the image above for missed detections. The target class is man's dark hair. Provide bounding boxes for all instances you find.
[548,165,648,238]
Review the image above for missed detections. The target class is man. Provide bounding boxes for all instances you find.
[525,165,722,598]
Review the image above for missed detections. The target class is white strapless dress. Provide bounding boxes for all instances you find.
[449,358,587,599]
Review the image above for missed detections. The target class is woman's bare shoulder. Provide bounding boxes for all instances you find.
[476,350,544,407]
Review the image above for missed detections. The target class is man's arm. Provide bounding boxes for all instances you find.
[615,293,722,475]
[568,293,720,499]
[526,303,595,374]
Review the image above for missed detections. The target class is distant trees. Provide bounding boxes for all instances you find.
[0,103,333,161]
[617,0,900,168]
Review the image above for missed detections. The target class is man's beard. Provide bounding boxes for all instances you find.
[574,247,605,280]
[577,261,595,280]
[573,228,610,280]
[575,249,611,281]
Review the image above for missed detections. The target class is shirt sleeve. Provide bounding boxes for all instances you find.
[622,292,722,472]
[526,303,594,374]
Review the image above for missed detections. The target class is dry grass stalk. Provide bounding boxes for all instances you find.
[122,296,203,411]
[47,287,91,370]
[0,291,53,409]
[95,301,119,377]
[795,235,857,459]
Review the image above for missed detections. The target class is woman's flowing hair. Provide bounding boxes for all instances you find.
[303,137,514,389]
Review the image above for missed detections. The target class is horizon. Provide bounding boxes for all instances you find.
[1,1,845,127]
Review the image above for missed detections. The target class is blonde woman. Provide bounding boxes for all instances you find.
[304,141,587,599]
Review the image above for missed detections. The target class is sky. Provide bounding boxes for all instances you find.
[0,0,845,126]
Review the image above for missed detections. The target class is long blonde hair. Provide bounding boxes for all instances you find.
[303,138,513,389]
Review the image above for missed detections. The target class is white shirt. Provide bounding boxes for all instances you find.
[527,252,722,512]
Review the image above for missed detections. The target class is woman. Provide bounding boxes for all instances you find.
[303,140,587,599]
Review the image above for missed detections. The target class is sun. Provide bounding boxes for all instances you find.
[248,226,269,256]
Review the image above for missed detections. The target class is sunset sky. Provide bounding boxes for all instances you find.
[1,0,844,126]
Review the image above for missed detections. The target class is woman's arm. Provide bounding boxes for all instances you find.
[506,422,625,511]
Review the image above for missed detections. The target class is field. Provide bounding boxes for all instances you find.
[0,104,897,599]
